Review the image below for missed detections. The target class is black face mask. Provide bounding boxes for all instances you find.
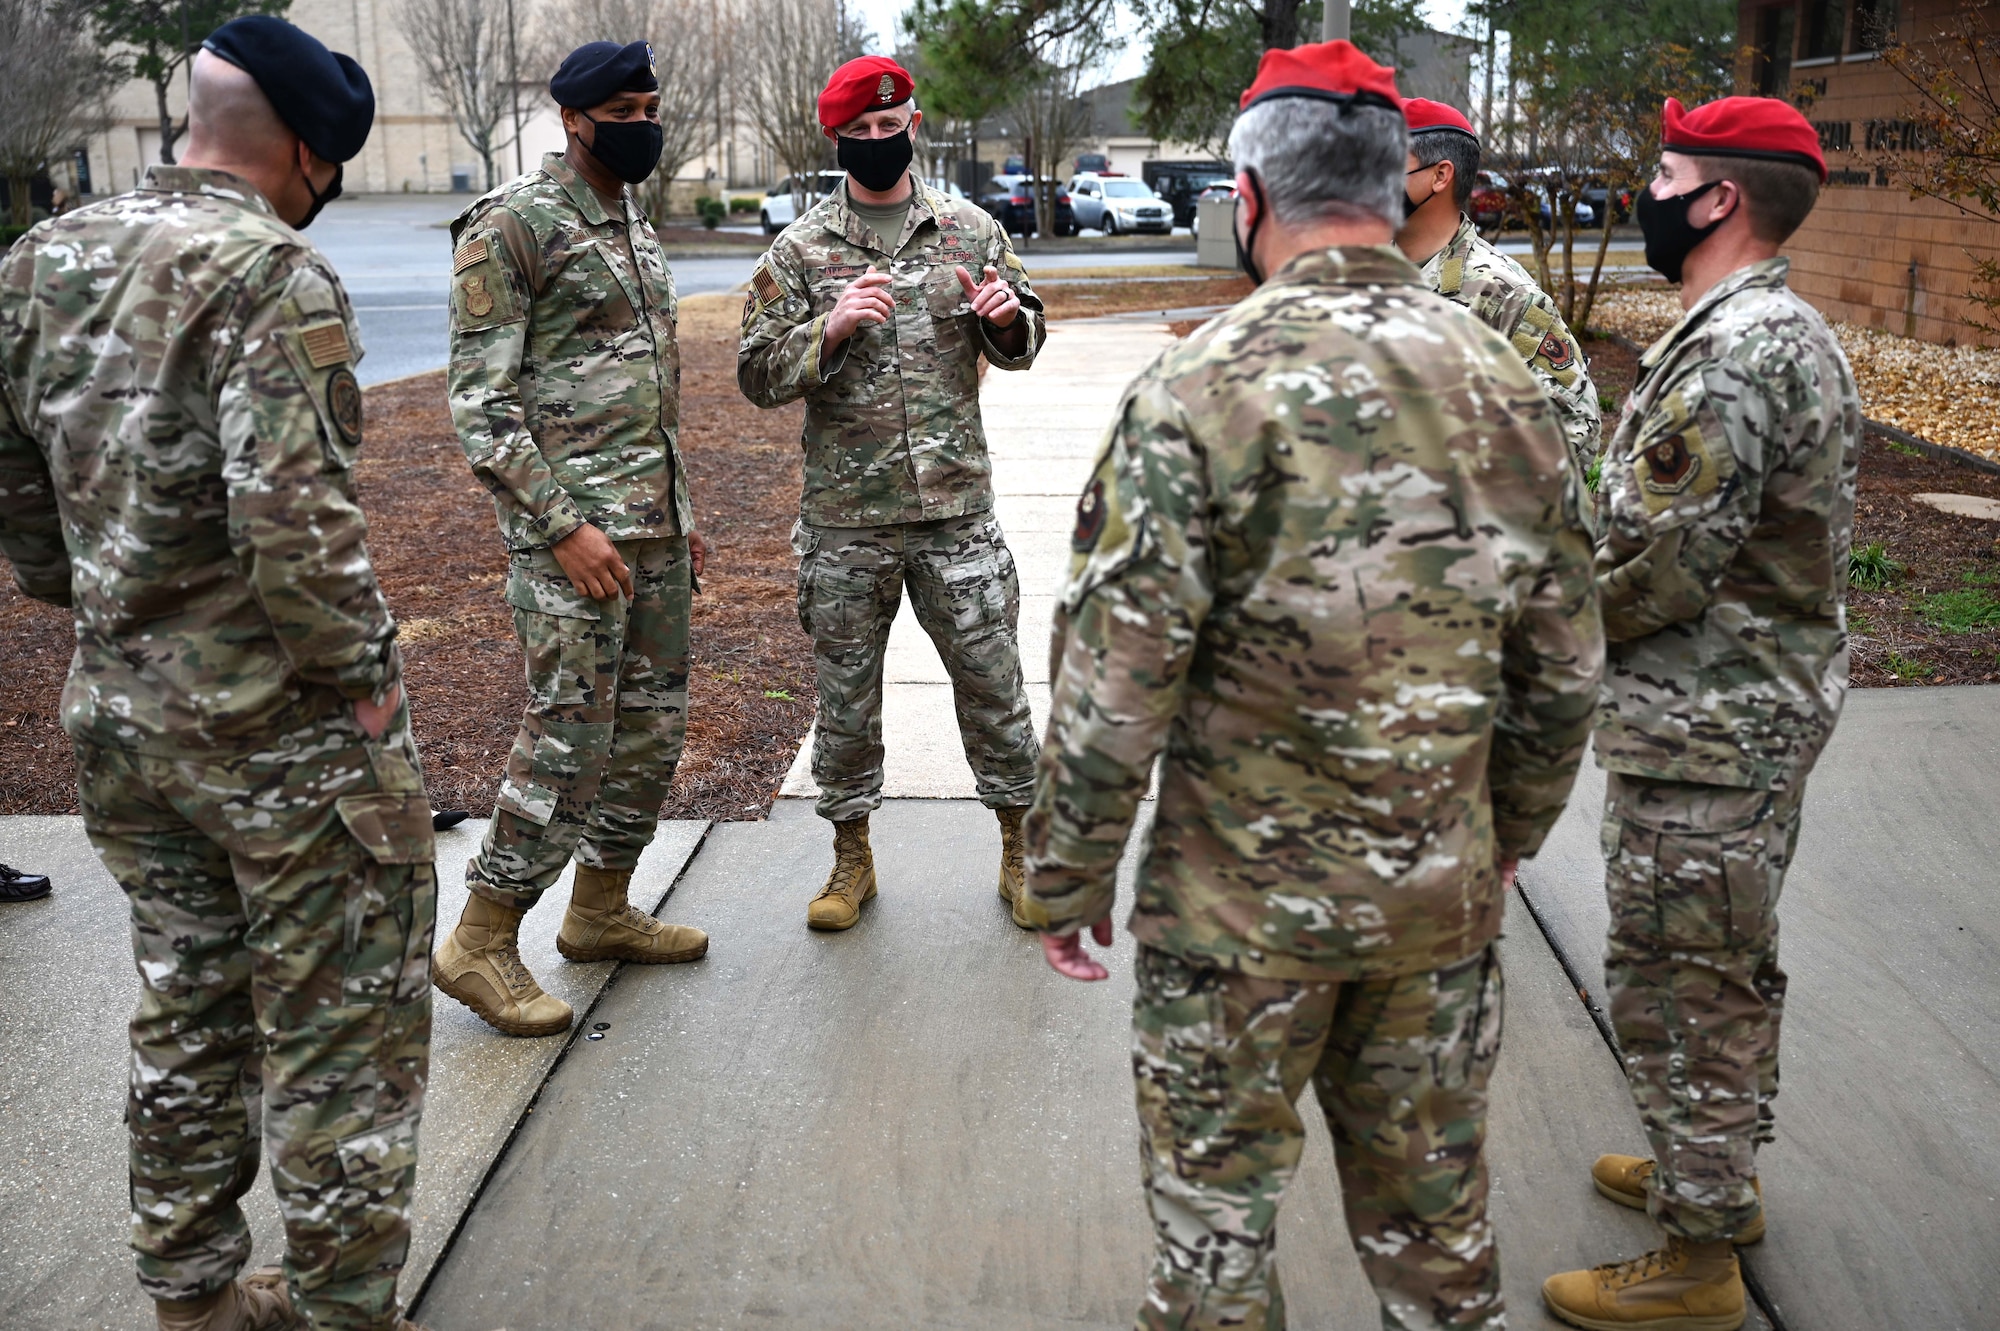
[837,129,914,193]
[1403,166,1433,220]
[296,162,342,230]
[585,116,664,184]
[1235,170,1268,284]
[1636,179,1723,284]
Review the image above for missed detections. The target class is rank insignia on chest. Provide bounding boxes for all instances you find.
[1072,478,1107,551]
[463,274,494,317]
[1537,331,1574,370]
[937,216,959,230]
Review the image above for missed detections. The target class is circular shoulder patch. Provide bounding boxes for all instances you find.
[1072,477,1107,552]
[327,367,363,447]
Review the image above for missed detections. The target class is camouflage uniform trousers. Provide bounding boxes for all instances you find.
[469,536,691,910]
[74,706,435,1331]
[793,511,1039,821]
[1601,772,1804,1243]
[1132,943,1506,1331]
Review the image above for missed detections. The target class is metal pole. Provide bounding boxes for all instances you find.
[1322,0,1350,43]
[506,0,523,175]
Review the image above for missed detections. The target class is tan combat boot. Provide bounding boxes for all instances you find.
[1543,1236,1745,1331]
[434,894,574,1037]
[155,1266,296,1330]
[807,815,876,931]
[1592,1154,1765,1245]
[995,806,1033,929]
[558,864,709,963]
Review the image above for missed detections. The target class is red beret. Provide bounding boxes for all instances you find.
[1661,95,1826,183]
[1239,40,1402,113]
[818,56,914,134]
[1404,97,1476,141]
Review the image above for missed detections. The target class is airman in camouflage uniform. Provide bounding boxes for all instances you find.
[438,41,710,1040]
[1398,99,1601,480]
[0,25,434,1331]
[1023,43,1603,1331]
[739,56,1046,931]
[1542,97,1859,1331]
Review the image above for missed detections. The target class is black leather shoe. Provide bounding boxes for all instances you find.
[431,811,471,831]
[0,864,52,902]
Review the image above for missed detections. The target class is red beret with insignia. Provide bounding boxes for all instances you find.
[1239,40,1402,112]
[1661,95,1827,183]
[818,56,915,134]
[1404,97,1476,141]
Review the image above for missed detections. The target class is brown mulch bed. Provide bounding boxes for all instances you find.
[1040,276,1251,322]
[1584,334,2000,688]
[0,294,814,818]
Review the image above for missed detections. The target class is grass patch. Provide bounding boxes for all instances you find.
[1848,608,1874,635]
[1849,541,1905,590]
[1584,456,1602,492]
[1882,437,1923,458]
[1916,587,2000,634]
[1885,650,1934,680]
[1961,568,2000,587]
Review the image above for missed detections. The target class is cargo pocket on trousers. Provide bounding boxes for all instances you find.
[336,794,437,1004]
[331,1112,420,1276]
[792,520,820,636]
[1606,779,1771,952]
[939,547,1016,635]
[1133,950,1230,1154]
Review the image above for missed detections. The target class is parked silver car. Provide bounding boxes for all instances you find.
[759,173,969,234]
[1064,174,1173,235]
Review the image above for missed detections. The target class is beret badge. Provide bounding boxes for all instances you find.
[877,74,896,102]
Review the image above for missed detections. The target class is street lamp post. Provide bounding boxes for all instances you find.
[1322,0,1350,43]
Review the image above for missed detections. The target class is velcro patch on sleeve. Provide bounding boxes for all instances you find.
[453,237,489,274]
[299,320,353,369]
[752,262,782,304]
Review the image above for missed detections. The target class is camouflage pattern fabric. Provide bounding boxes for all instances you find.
[0,164,428,1324]
[447,152,690,552]
[1418,212,1601,474]
[0,166,403,751]
[1021,245,1604,981]
[1600,772,1802,1243]
[793,513,1037,820]
[1133,943,1505,1331]
[1594,257,1861,790]
[79,713,434,1327]
[468,536,691,909]
[738,180,1046,528]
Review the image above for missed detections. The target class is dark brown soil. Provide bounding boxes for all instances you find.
[1040,276,1251,322]
[1583,334,2000,689]
[0,295,814,818]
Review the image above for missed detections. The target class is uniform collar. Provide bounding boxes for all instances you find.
[1421,213,1479,297]
[825,176,936,255]
[1270,244,1424,290]
[542,151,626,227]
[138,165,277,218]
[1640,257,1792,371]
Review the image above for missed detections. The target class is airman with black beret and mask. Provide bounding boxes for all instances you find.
[0,16,448,1331]
[436,39,712,1041]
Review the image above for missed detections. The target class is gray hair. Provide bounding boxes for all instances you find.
[1226,98,1409,227]
[1412,128,1480,209]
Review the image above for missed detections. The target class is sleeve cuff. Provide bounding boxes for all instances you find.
[525,496,587,549]
[330,638,404,703]
[809,314,846,387]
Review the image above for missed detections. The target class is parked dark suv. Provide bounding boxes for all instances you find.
[977,176,1075,236]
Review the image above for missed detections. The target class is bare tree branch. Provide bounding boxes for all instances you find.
[395,0,527,190]
[0,0,116,225]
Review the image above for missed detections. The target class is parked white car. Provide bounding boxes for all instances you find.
[759,174,970,235]
[1065,174,1173,235]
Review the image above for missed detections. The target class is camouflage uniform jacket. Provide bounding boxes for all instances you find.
[1023,247,1604,981]
[448,152,690,551]
[1420,213,1601,471]
[0,166,401,755]
[1594,257,1860,790]
[737,180,1045,527]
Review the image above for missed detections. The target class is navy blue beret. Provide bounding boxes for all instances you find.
[550,41,659,110]
[203,16,374,163]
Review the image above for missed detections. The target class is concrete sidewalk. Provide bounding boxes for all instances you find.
[0,814,706,1329]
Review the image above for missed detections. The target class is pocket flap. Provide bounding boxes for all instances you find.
[505,562,602,619]
[336,793,437,865]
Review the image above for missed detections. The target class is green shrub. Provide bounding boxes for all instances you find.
[1916,587,2000,634]
[729,196,757,214]
[694,195,726,229]
[0,223,32,250]
[1849,541,1904,590]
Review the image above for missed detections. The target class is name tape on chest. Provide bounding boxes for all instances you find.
[453,236,489,274]
[299,321,353,369]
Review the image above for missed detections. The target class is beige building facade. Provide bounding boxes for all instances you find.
[83,0,774,205]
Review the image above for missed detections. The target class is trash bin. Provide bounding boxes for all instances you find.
[1195,197,1237,268]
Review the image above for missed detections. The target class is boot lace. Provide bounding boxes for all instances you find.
[488,939,538,995]
[1598,1240,1681,1287]
[818,826,868,899]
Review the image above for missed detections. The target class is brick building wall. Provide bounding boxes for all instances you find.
[1737,0,2000,346]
